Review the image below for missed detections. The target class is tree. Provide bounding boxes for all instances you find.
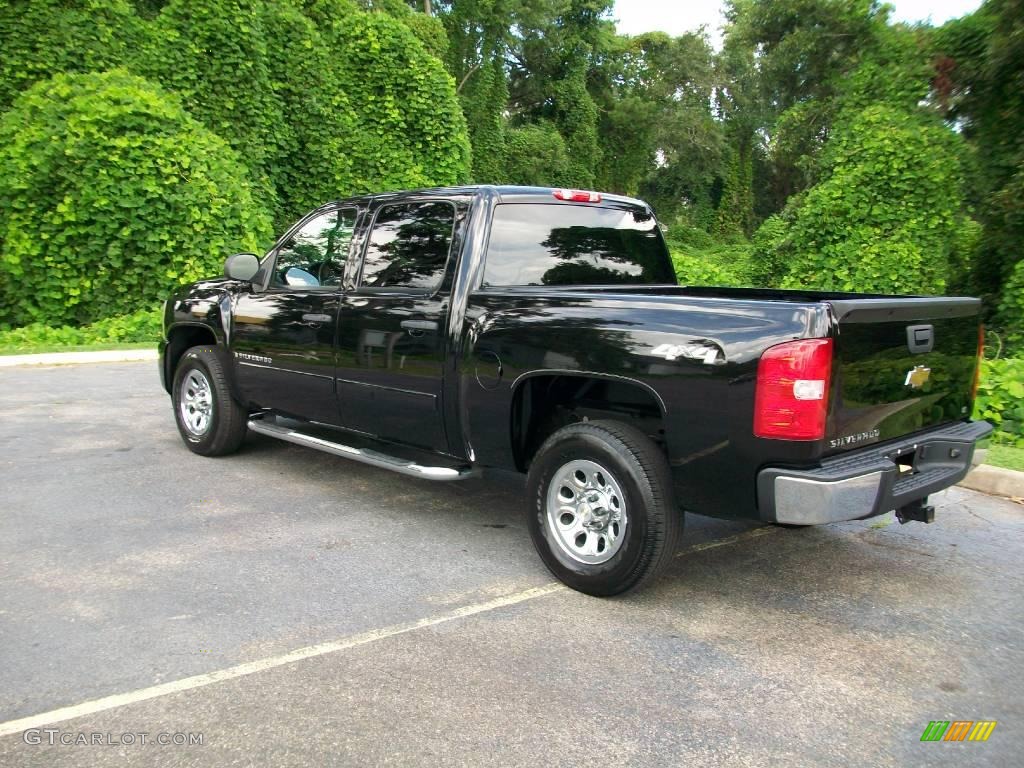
[721,0,891,212]
[435,0,517,183]
[935,0,1023,346]
[595,31,720,201]
[507,0,614,187]
[713,138,755,238]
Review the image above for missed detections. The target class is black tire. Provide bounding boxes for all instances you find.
[172,346,248,456]
[526,420,682,596]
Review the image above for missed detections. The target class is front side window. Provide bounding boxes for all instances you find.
[271,208,357,289]
[483,203,675,287]
[360,201,456,291]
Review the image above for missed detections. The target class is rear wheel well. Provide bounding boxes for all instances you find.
[165,325,218,391]
[511,374,666,471]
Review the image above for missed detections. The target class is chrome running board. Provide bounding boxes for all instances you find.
[248,418,475,481]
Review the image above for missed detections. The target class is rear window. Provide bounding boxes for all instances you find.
[482,203,674,287]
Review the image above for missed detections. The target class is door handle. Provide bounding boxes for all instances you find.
[401,319,438,333]
[301,313,333,324]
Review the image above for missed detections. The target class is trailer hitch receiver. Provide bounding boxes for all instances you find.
[896,499,935,525]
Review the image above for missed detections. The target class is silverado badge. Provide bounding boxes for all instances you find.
[904,365,931,389]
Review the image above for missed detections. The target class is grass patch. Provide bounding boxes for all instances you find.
[0,341,155,356]
[987,445,1024,472]
[0,308,161,355]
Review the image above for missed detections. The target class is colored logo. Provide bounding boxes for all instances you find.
[920,720,997,742]
[904,365,932,389]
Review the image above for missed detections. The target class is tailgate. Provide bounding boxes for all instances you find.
[827,298,981,454]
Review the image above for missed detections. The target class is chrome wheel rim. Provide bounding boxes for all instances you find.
[546,459,628,565]
[179,369,213,436]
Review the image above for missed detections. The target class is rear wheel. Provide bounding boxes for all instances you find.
[172,346,248,456]
[526,420,682,596]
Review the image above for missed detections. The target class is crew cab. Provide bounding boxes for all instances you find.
[159,186,991,595]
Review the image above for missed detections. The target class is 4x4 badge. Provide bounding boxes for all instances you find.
[905,365,931,388]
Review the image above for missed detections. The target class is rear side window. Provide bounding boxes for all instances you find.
[360,201,456,291]
[483,203,674,287]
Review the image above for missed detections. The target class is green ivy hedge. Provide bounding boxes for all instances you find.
[132,0,285,216]
[327,9,472,191]
[665,223,757,287]
[777,106,966,296]
[0,70,271,327]
[502,121,572,187]
[0,0,143,111]
[999,258,1024,354]
[0,0,474,335]
[974,358,1024,446]
[259,1,360,226]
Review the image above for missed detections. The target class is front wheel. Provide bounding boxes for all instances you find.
[526,420,682,596]
[172,346,248,456]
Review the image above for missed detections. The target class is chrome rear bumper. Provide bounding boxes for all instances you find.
[758,420,993,525]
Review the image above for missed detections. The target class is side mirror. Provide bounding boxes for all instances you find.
[224,252,260,282]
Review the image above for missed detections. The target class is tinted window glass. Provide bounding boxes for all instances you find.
[483,204,674,287]
[272,208,357,288]
[361,201,456,290]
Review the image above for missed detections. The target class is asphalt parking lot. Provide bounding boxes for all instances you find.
[1,361,1021,767]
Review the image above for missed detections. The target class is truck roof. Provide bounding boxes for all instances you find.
[321,185,651,210]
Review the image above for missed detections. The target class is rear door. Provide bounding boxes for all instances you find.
[827,299,982,453]
[336,197,467,452]
[232,206,359,424]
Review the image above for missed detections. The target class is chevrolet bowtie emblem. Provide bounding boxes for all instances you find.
[905,365,931,389]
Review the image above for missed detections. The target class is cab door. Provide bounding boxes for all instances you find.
[336,199,466,452]
[232,206,359,424]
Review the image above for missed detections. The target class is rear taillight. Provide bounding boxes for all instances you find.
[970,324,984,402]
[553,189,602,203]
[754,338,833,441]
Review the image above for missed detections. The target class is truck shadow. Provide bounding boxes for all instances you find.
[241,430,961,619]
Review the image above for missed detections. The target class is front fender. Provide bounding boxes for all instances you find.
[160,280,240,398]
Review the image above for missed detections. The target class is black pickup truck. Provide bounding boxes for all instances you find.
[160,185,991,595]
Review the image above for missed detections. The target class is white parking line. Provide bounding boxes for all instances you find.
[0,583,565,738]
[0,525,780,738]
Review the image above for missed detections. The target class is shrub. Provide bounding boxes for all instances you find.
[0,0,143,111]
[0,71,271,327]
[664,224,756,286]
[748,213,789,286]
[0,308,162,351]
[998,257,1024,354]
[974,358,1024,446]
[671,246,755,287]
[777,106,966,295]
[947,216,983,295]
[503,122,572,187]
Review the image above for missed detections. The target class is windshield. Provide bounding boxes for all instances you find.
[483,203,675,287]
